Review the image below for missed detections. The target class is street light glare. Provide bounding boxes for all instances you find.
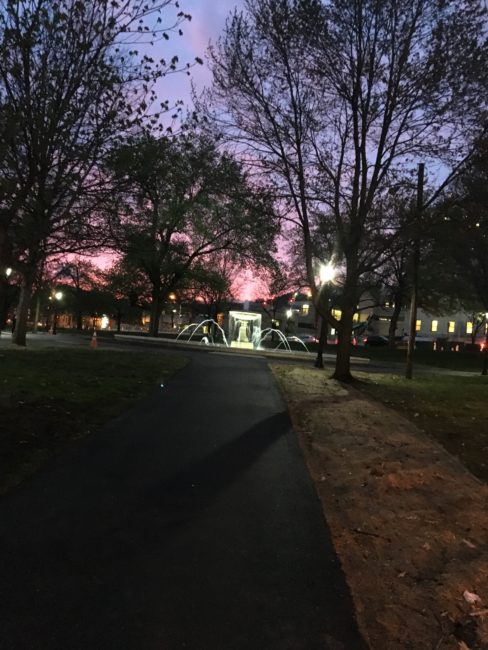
[6,267,12,277]
[54,291,63,300]
[319,262,336,284]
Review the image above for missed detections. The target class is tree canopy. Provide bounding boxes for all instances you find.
[207,0,488,379]
[107,129,279,335]
[0,0,195,344]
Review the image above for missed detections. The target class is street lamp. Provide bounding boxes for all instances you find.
[1,267,13,334]
[315,261,336,368]
[319,262,336,284]
[51,291,63,335]
[483,312,488,376]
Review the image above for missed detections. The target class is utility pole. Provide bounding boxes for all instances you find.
[405,163,424,380]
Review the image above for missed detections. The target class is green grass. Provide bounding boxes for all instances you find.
[358,373,488,481]
[350,346,487,372]
[0,348,187,494]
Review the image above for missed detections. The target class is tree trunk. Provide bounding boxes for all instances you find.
[482,325,488,375]
[0,278,8,329]
[332,304,355,382]
[388,297,403,349]
[0,224,12,330]
[12,272,35,346]
[32,293,41,333]
[314,316,328,369]
[76,310,83,330]
[149,286,162,337]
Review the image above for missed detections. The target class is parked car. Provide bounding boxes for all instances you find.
[363,335,389,346]
[287,334,319,344]
[297,334,319,343]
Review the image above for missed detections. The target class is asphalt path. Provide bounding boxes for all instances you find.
[0,349,367,649]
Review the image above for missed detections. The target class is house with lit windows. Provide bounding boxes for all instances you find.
[275,291,487,348]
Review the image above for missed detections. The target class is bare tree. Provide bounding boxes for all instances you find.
[0,0,196,345]
[207,0,488,380]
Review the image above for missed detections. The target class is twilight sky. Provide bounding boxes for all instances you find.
[155,0,265,300]
[97,1,260,299]
[158,0,245,115]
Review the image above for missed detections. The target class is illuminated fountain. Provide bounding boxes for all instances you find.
[228,311,262,349]
[173,312,311,354]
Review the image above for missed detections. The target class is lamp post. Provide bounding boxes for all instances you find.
[406,162,424,380]
[168,292,177,329]
[1,267,13,333]
[51,291,63,335]
[315,262,336,368]
[482,312,488,376]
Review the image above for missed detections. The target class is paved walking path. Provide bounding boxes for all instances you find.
[0,353,366,649]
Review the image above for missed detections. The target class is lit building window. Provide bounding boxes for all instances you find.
[467,322,473,334]
[416,320,421,332]
[353,313,359,323]
[448,321,455,333]
[332,308,342,319]
[330,328,336,335]
[302,304,310,315]
[431,320,438,332]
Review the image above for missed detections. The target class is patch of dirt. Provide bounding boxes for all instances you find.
[271,363,488,650]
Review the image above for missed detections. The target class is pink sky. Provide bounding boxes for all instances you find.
[97,1,268,301]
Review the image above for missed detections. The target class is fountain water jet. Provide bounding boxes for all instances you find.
[176,319,229,347]
[256,328,293,352]
[283,335,310,353]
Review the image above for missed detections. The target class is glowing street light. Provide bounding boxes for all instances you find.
[5,267,12,277]
[319,262,336,284]
[54,291,63,301]
[286,308,293,319]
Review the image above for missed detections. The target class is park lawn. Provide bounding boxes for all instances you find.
[358,372,488,482]
[0,348,187,494]
[352,345,488,372]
